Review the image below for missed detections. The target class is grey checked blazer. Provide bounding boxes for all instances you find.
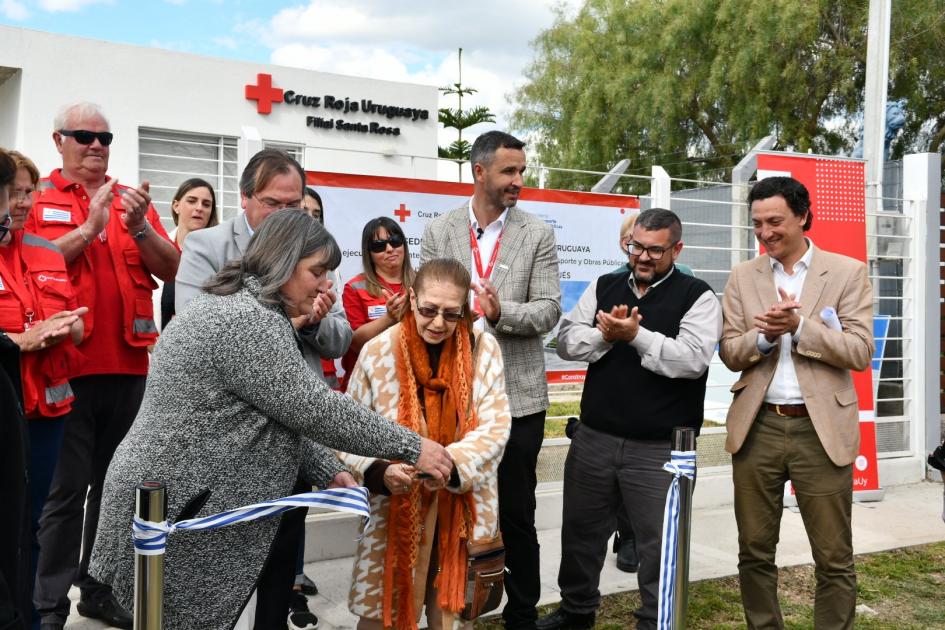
[421,204,561,417]
[175,211,352,377]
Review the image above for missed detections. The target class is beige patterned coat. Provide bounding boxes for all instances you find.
[341,325,511,624]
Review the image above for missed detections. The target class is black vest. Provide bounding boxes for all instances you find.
[580,268,711,440]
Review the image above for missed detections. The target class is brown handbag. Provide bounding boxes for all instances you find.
[460,533,505,620]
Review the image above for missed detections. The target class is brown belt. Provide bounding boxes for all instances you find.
[765,403,809,417]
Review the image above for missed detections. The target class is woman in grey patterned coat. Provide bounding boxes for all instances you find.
[89,210,452,630]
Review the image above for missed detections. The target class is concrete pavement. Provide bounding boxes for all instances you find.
[64,480,945,629]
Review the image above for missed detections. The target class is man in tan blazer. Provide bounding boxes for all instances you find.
[720,176,873,630]
[421,130,561,630]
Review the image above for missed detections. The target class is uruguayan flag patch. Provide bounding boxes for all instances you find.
[367,304,388,320]
[42,208,72,223]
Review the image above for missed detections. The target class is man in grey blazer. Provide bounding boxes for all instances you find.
[175,148,352,629]
[421,131,561,630]
[175,149,352,378]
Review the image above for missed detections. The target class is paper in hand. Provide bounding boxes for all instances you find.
[820,306,842,331]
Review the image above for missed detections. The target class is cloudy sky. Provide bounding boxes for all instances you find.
[0,0,578,144]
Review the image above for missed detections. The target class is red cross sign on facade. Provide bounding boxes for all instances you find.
[394,203,411,222]
[245,73,284,115]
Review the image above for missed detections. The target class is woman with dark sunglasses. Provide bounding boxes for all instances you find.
[339,258,510,630]
[340,217,415,391]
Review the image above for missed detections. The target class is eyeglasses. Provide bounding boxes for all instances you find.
[253,195,304,211]
[12,189,33,203]
[58,129,114,146]
[623,240,677,260]
[415,304,464,322]
[368,234,405,253]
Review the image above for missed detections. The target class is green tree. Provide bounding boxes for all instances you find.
[439,48,496,164]
[512,0,943,191]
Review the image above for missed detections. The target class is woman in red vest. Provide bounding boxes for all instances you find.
[340,216,416,391]
[0,148,87,628]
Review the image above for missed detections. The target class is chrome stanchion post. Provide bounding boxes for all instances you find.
[134,481,166,630]
[671,427,696,630]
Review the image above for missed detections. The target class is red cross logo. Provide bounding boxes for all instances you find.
[245,73,283,115]
[394,203,411,222]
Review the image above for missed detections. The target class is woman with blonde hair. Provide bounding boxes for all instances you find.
[342,257,511,630]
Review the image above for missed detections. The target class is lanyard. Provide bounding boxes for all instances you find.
[469,224,503,283]
[0,237,37,329]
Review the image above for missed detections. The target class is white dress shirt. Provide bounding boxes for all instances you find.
[556,266,722,378]
[758,239,813,404]
[468,198,509,332]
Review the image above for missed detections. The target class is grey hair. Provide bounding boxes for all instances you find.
[54,102,110,131]
[204,209,341,308]
[469,130,525,178]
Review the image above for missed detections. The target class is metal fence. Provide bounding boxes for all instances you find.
[233,138,935,470]
[545,158,925,464]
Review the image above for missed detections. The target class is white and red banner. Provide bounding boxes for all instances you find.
[756,153,881,497]
[309,171,639,384]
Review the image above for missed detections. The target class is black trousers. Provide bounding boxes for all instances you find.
[253,476,309,630]
[34,374,145,623]
[498,411,545,629]
[0,337,30,630]
[557,424,672,630]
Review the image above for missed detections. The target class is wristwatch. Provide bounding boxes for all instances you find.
[131,224,149,241]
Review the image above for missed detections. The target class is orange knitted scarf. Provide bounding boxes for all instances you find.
[382,312,478,630]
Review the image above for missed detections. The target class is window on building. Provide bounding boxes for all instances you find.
[264,140,304,167]
[138,129,240,230]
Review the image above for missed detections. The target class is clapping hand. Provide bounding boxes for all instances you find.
[120,181,152,232]
[754,288,802,342]
[291,283,336,329]
[597,304,642,343]
[383,289,408,323]
[14,307,88,352]
[82,178,116,239]
[472,279,501,322]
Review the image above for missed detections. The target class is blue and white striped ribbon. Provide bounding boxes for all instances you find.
[656,450,696,630]
[132,486,371,556]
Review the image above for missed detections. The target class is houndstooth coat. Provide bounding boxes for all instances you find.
[88,277,422,630]
[340,326,511,625]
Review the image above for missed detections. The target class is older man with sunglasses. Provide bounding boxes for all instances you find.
[26,102,179,630]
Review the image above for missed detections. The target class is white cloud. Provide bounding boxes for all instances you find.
[254,0,580,145]
[38,0,110,11]
[1,0,29,20]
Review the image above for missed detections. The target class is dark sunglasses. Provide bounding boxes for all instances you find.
[368,234,405,253]
[415,305,465,322]
[59,129,114,146]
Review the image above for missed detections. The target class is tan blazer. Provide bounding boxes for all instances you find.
[720,245,874,466]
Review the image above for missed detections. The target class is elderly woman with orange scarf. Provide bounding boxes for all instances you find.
[341,257,511,630]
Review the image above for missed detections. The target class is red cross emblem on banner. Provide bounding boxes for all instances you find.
[245,73,284,115]
[394,203,411,222]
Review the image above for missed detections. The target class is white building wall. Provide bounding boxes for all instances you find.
[0,25,439,183]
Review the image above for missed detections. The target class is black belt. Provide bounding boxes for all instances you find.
[764,403,808,417]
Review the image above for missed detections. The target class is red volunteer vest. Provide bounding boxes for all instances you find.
[0,231,84,417]
[27,172,159,348]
